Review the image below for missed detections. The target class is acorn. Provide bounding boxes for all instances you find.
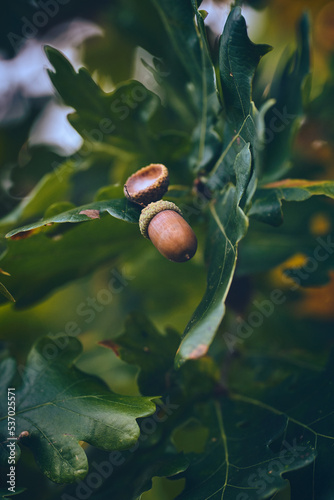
[124,164,169,206]
[139,200,197,263]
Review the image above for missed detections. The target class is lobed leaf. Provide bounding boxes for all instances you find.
[218,7,272,131]
[0,336,156,483]
[45,46,189,168]
[206,7,270,189]
[175,339,334,499]
[227,353,334,500]
[99,312,180,396]
[175,397,315,499]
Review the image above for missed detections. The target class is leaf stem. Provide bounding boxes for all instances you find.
[209,114,250,177]
[214,400,229,497]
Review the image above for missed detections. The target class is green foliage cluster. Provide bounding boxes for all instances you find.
[1,1,334,499]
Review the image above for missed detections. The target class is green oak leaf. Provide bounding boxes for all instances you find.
[0,214,143,308]
[190,0,221,172]
[149,0,205,89]
[45,46,189,168]
[45,46,158,146]
[207,7,270,188]
[262,13,311,182]
[175,397,315,499]
[0,145,69,225]
[0,161,75,237]
[0,335,156,484]
[150,0,220,172]
[249,179,334,226]
[61,442,188,500]
[218,7,272,132]
[100,312,180,396]
[175,323,334,499]
[6,199,141,239]
[94,185,124,202]
[175,144,251,367]
[226,353,334,500]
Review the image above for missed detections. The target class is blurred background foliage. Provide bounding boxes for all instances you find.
[0,0,334,499]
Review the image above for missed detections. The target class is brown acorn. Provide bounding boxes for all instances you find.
[139,200,197,263]
[124,164,169,206]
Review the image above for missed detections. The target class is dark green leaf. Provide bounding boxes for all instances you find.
[149,0,204,88]
[62,442,187,500]
[0,215,143,307]
[226,353,334,500]
[249,179,334,226]
[190,0,221,171]
[150,0,220,172]
[262,13,311,182]
[0,336,156,483]
[206,7,271,186]
[175,145,251,367]
[206,114,257,191]
[100,313,180,396]
[94,185,124,202]
[175,397,315,499]
[6,199,141,239]
[45,46,181,165]
[218,7,272,131]
[0,161,75,237]
[174,305,334,499]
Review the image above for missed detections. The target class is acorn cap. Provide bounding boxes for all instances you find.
[139,200,182,239]
[124,164,169,206]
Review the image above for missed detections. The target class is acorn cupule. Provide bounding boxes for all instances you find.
[124,164,169,206]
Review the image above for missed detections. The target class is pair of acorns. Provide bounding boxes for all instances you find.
[124,164,197,263]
